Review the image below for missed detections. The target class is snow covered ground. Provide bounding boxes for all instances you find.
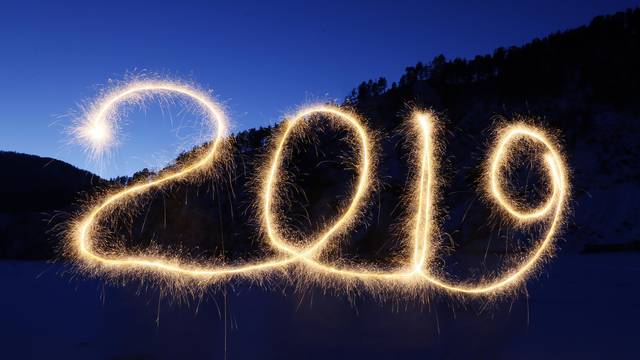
[1,254,638,359]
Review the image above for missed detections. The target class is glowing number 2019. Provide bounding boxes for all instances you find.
[69,80,569,296]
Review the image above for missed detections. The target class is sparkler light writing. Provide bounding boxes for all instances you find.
[68,79,570,297]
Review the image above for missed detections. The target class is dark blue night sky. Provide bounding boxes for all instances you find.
[1,0,637,177]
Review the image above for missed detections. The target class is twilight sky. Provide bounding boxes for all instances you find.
[1,0,637,178]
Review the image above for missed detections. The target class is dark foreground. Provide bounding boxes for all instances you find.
[1,253,639,359]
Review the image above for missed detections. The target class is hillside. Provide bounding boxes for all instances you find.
[0,151,105,258]
[345,8,640,256]
[2,8,639,262]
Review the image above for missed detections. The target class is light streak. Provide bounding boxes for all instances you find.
[69,80,569,297]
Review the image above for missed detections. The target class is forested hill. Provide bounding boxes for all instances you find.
[339,7,640,256]
[2,7,639,260]
[349,7,639,108]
